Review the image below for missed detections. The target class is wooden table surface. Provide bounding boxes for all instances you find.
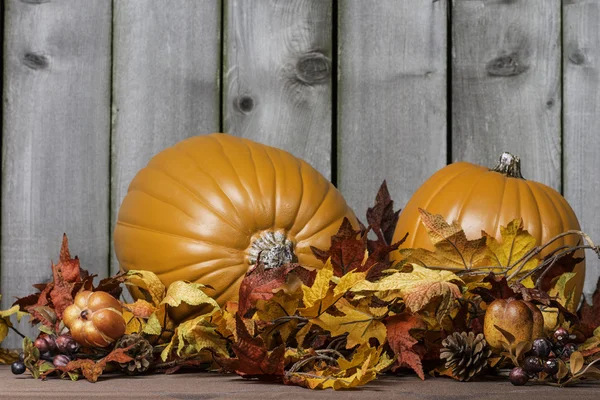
[1,365,600,400]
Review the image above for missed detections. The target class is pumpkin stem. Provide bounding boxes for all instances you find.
[248,231,296,269]
[491,152,524,179]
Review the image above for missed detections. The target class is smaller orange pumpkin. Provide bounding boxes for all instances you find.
[483,298,544,351]
[63,291,126,348]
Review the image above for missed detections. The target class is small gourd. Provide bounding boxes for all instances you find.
[63,291,126,348]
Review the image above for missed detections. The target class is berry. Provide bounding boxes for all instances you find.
[52,354,71,368]
[561,343,577,359]
[531,338,552,358]
[18,352,25,362]
[523,356,544,374]
[554,327,569,344]
[34,335,57,354]
[509,367,529,386]
[11,362,26,375]
[544,358,559,375]
[55,334,79,354]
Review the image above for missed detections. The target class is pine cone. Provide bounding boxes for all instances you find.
[115,334,154,375]
[440,331,492,381]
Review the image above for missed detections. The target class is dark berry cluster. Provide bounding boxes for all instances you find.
[509,328,578,386]
[11,333,80,375]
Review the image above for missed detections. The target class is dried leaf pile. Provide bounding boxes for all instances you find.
[1,182,600,389]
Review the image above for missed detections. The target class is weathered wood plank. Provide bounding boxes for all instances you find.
[452,0,562,189]
[224,0,333,179]
[337,0,448,215]
[563,0,600,299]
[111,0,221,274]
[1,0,111,348]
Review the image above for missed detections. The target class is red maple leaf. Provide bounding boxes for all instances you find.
[214,314,285,380]
[532,250,584,292]
[238,263,304,317]
[386,312,427,380]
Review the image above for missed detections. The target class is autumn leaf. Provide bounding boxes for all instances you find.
[366,181,401,245]
[484,218,539,278]
[401,209,491,270]
[51,346,134,383]
[122,299,156,334]
[311,218,367,277]
[0,348,19,364]
[576,277,600,338]
[214,314,285,380]
[312,298,387,348]
[386,312,427,379]
[469,273,517,303]
[298,261,365,318]
[0,302,28,344]
[287,344,393,390]
[125,270,166,306]
[533,250,585,292]
[351,264,463,321]
[161,314,228,361]
[238,263,302,317]
[160,281,219,311]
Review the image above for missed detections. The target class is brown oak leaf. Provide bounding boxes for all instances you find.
[386,312,427,379]
[533,250,585,292]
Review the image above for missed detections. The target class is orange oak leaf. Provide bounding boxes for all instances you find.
[386,312,427,380]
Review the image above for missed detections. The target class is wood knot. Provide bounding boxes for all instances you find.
[486,53,528,77]
[296,52,331,84]
[23,52,49,70]
[235,95,255,113]
[568,49,586,65]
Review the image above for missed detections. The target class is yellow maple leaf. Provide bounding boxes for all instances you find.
[351,264,463,321]
[0,348,19,364]
[161,315,228,361]
[160,281,219,311]
[299,261,365,318]
[300,344,393,390]
[312,298,387,348]
[125,270,166,306]
[401,209,491,270]
[0,302,27,344]
[484,218,539,278]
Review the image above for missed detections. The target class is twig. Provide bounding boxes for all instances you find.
[9,326,26,339]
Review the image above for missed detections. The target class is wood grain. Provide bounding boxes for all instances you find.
[452,0,562,190]
[223,0,333,179]
[563,0,600,299]
[1,0,111,348]
[337,0,448,216]
[111,0,221,274]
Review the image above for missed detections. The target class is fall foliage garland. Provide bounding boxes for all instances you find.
[1,182,600,389]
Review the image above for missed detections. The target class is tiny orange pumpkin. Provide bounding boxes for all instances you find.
[63,291,126,348]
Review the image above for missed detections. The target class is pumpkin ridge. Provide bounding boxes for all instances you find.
[491,170,509,239]
[172,144,249,230]
[115,221,246,252]
[289,161,331,237]
[410,164,477,248]
[128,188,196,220]
[293,178,333,242]
[211,135,259,231]
[454,168,489,224]
[144,164,247,235]
[154,254,244,275]
[289,156,305,235]
[521,179,543,242]
[539,184,568,237]
[241,138,268,225]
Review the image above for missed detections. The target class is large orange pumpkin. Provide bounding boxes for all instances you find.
[114,133,356,320]
[391,153,585,310]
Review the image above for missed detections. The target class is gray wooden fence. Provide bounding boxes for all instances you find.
[2,0,599,348]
